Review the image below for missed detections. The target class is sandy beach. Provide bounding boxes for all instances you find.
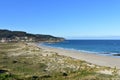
[1,42,120,79]
[38,44,120,69]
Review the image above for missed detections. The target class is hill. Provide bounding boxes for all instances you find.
[0,29,64,42]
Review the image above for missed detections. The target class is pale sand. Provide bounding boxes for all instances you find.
[37,44,120,69]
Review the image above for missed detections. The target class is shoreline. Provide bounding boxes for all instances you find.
[36,43,120,69]
[1,42,120,79]
[40,44,120,58]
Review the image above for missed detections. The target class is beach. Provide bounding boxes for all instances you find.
[0,42,120,79]
[38,44,120,69]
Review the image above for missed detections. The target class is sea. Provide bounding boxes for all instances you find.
[41,40,120,57]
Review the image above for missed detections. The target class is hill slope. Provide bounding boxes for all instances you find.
[0,29,64,42]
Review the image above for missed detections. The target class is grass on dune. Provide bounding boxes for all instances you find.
[0,42,120,80]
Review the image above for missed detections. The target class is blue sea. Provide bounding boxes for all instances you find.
[42,40,120,57]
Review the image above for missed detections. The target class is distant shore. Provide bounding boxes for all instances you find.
[36,43,120,69]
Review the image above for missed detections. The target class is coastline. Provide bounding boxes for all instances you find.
[37,43,120,69]
[1,42,120,79]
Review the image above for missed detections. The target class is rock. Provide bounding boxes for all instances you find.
[113,54,120,56]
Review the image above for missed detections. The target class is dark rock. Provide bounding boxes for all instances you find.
[113,54,120,56]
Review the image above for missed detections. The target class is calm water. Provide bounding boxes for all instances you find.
[42,40,120,57]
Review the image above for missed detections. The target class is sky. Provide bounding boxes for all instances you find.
[0,0,120,39]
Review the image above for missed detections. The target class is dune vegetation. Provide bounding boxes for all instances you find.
[0,42,120,80]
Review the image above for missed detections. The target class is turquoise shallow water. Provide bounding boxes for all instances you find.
[41,40,120,57]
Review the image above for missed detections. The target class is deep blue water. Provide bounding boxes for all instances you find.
[42,40,120,56]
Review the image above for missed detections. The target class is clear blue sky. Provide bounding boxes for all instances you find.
[0,0,120,39]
